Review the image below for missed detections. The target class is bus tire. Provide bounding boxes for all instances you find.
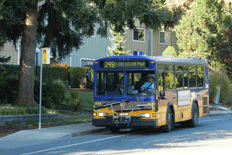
[189,102,199,127]
[162,106,174,133]
[110,127,120,133]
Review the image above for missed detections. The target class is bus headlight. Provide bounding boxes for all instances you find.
[140,113,150,118]
[99,113,105,117]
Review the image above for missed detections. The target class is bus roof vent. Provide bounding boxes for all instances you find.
[133,51,144,56]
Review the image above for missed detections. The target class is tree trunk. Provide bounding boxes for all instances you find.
[16,2,38,106]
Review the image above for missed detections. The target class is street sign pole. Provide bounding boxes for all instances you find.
[39,48,43,129]
[39,47,50,129]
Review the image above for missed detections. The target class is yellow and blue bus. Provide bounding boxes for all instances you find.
[92,51,209,133]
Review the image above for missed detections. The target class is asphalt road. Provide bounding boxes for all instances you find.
[3,116,232,155]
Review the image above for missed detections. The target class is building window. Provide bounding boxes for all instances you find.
[80,58,94,67]
[159,31,170,44]
[133,29,145,41]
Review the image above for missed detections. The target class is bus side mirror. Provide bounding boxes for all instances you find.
[86,72,91,82]
[160,91,165,99]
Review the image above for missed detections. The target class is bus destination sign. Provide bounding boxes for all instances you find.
[103,61,147,68]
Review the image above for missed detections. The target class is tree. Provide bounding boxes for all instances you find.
[108,26,130,56]
[176,0,232,78]
[0,0,184,106]
[162,46,178,57]
[0,0,39,106]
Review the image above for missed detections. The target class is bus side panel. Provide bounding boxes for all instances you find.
[157,101,167,126]
[191,89,209,118]
[175,90,192,123]
[157,89,209,126]
[157,90,177,126]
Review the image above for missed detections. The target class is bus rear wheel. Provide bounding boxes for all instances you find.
[110,127,120,133]
[162,106,174,132]
[189,102,199,127]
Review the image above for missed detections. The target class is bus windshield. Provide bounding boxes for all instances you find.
[96,71,156,96]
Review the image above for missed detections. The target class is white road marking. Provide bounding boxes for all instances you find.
[20,135,125,155]
[20,117,231,155]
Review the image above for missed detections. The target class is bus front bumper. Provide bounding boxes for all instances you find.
[92,118,158,128]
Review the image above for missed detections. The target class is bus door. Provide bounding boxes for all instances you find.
[157,70,177,126]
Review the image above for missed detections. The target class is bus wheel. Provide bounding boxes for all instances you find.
[162,106,174,133]
[110,127,120,133]
[189,102,199,127]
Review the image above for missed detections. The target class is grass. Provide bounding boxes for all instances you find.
[5,111,93,127]
[65,91,94,112]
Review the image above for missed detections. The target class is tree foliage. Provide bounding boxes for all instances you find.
[37,0,98,58]
[107,26,130,56]
[95,0,184,35]
[0,0,36,47]
[162,46,178,57]
[0,56,11,63]
[176,0,232,78]
[0,0,184,58]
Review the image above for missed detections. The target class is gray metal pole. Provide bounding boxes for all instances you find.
[39,49,43,129]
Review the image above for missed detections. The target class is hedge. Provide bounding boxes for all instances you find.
[34,66,65,82]
[209,71,232,105]
[0,64,65,82]
[68,67,86,88]
[0,64,93,89]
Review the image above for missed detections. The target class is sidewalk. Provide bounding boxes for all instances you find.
[0,105,231,150]
[209,104,232,116]
[0,122,106,150]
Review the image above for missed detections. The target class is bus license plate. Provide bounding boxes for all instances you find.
[120,113,128,116]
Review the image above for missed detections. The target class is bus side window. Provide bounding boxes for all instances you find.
[175,65,183,89]
[166,65,174,89]
[184,65,188,88]
[197,65,204,87]
[204,65,209,85]
[189,66,196,87]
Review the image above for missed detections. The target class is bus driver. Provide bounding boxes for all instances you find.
[141,75,155,93]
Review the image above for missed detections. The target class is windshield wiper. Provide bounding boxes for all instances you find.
[135,95,140,101]
[108,95,114,101]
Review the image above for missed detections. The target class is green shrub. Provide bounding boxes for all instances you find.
[0,76,19,104]
[66,91,83,112]
[68,67,86,88]
[86,81,94,89]
[35,66,65,82]
[0,65,20,77]
[50,62,70,81]
[162,46,178,57]
[209,71,232,105]
[34,78,66,109]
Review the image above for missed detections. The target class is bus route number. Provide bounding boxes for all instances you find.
[104,61,115,68]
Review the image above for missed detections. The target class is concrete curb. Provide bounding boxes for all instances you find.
[208,111,232,117]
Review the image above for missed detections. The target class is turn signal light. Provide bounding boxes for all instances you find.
[152,113,157,117]
[93,112,97,117]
